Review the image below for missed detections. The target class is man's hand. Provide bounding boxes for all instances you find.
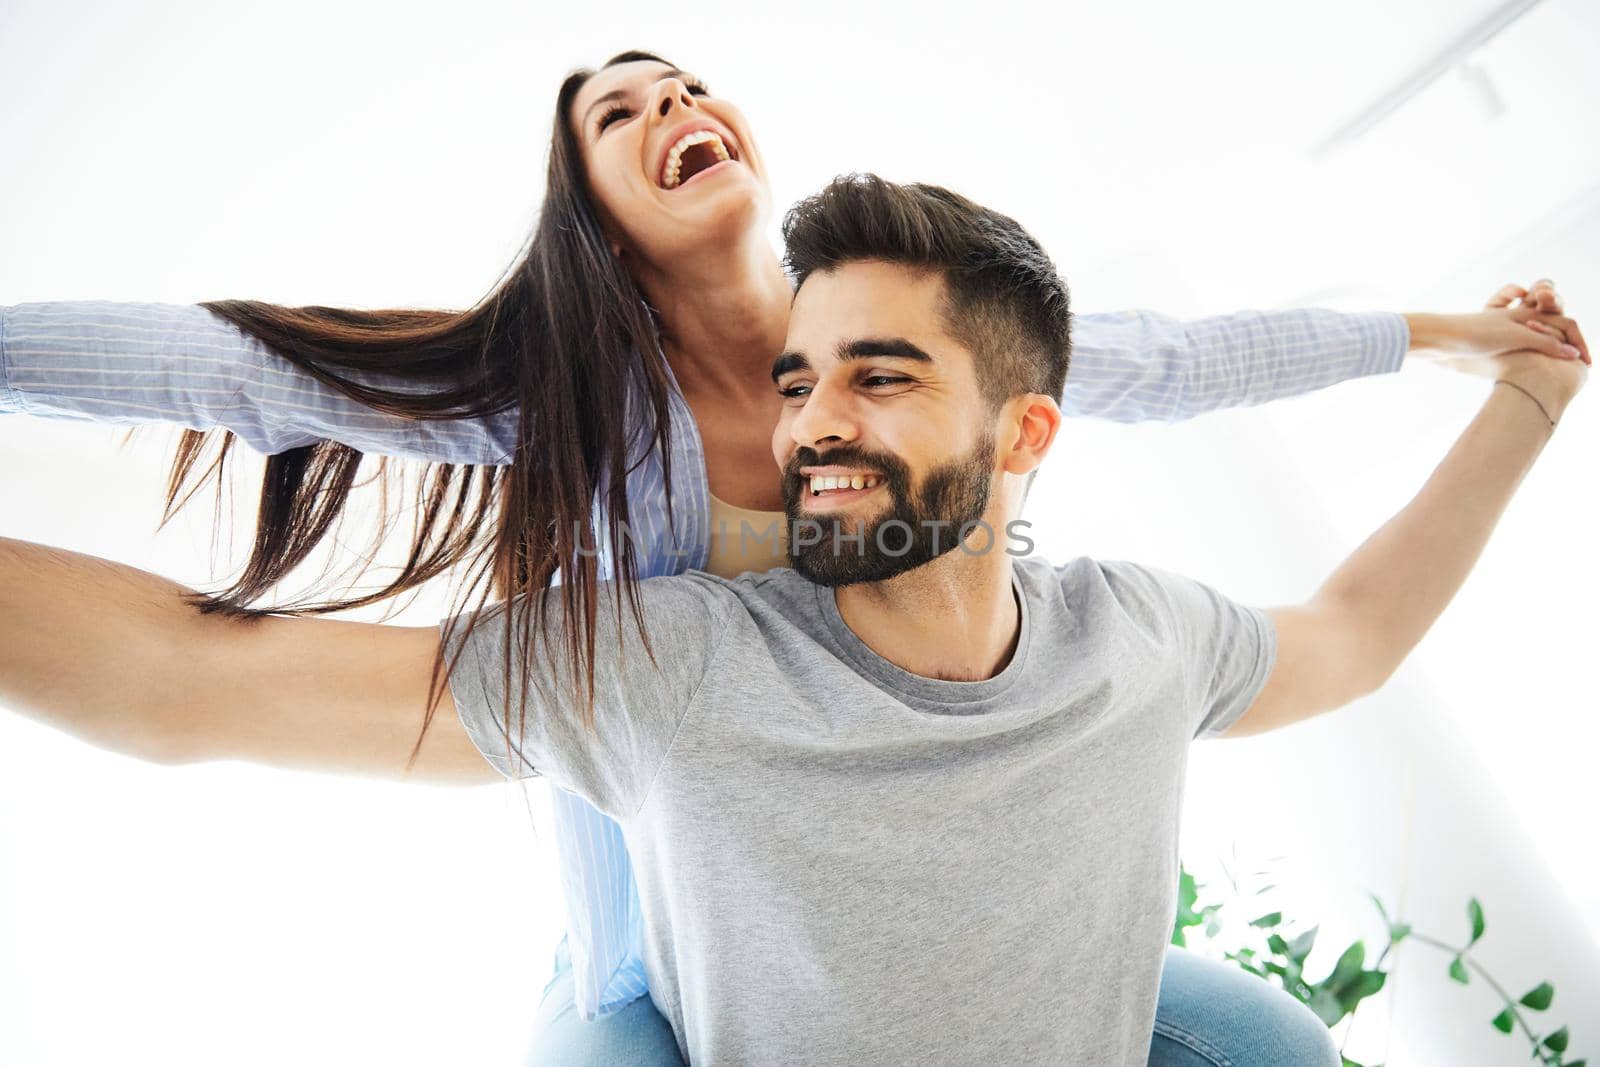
[1405,278,1590,378]
[1493,348,1588,426]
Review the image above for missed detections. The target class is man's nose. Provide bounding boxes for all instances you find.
[789,382,859,450]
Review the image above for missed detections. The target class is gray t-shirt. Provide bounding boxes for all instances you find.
[439,555,1277,1066]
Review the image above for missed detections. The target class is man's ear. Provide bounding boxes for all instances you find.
[1000,393,1063,477]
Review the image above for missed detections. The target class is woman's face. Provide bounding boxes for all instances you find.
[569,59,771,273]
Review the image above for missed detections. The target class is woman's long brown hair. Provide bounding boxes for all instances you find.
[160,51,680,774]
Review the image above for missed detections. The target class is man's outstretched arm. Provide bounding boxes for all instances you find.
[0,537,496,783]
[1222,348,1587,738]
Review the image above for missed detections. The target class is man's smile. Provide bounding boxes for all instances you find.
[798,479,886,514]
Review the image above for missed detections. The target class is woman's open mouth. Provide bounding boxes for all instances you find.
[659,129,738,190]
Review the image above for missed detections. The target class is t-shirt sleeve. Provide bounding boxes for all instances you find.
[1098,560,1278,740]
[437,573,737,816]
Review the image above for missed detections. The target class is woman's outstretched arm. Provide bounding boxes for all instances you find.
[1065,307,1406,421]
[0,534,496,784]
[8,290,1583,462]
[1066,280,1587,423]
[0,300,517,463]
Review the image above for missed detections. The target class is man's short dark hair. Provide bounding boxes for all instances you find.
[781,173,1072,409]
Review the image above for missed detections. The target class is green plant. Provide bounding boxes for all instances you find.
[1171,858,1586,1066]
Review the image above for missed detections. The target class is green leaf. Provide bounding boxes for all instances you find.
[1468,897,1485,945]
[1267,933,1290,956]
[1326,941,1366,992]
[1178,869,1198,911]
[1542,1026,1569,1053]
[1563,1059,1585,1066]
[1368,892,1411,943]
[1288,926,1319,964]
[1491,1008,1514,1034]
[1164,870,1203,947]
[1346,970,1386,1002]
[1309,987,1345,1026]
[1519,982,1554,1010]
[1448,956,1469,984]
[1170,869,1205,947]
[1250,911,1284,928]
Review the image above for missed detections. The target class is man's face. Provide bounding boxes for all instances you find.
[771,260,1000,586]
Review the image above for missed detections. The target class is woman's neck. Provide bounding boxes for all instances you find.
[636,236,792,398]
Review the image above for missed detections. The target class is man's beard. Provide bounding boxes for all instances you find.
[782,434,996,587]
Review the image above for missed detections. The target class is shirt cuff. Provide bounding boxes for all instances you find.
[1354,311,1409,377]
[0,306,25,413]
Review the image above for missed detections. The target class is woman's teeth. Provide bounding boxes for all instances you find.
[809,474,880,495]
[661,130,732,189]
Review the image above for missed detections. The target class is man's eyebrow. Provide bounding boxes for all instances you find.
[838,337,935,364]
[771,352,809,382]
[580,70,695,130]
[771,337,934,382]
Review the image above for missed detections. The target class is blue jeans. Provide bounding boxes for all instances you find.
[524,940,1340,1066]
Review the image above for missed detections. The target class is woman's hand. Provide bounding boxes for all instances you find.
[1484,278,1590,366]
[1405,278,1590,380]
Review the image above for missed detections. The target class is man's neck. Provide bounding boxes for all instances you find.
[833,538,1021,682]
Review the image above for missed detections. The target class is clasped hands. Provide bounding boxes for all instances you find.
[1408,278,1589,425]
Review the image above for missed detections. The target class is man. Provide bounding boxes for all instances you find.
[0,175,1585,1065]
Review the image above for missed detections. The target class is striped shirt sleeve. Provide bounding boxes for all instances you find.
[0,300,517,464]
[1,301,1409,464]
[1064,308,1409,423]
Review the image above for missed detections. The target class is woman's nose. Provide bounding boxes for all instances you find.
[655,79,696,118]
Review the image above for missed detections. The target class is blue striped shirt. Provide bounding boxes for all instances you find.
[0,300,1409,1017]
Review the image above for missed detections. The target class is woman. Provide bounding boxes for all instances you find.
[0,49,1583,1066]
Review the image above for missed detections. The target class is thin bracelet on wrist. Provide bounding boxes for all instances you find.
[1495,379,1558,430]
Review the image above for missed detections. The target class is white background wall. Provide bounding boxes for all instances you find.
[1,0,1596,1063]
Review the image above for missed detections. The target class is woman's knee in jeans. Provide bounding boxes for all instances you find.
[1149,946,1340,1067]
[523,958,684,1067]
